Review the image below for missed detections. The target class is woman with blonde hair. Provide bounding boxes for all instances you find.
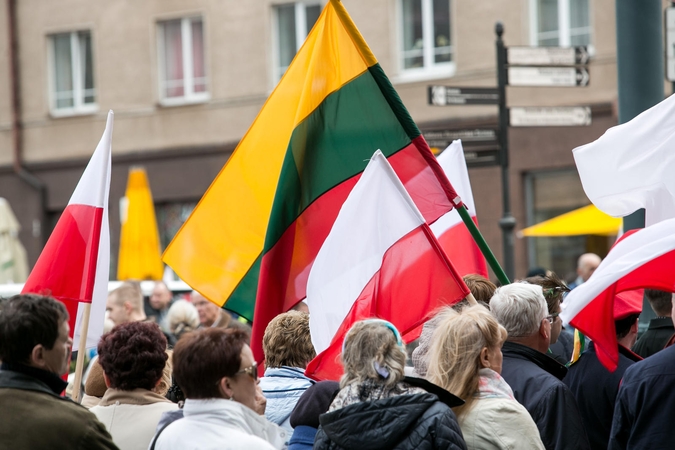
[314,319,467,450]
[427,305,544,450]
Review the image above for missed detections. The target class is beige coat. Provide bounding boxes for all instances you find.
[90,388,178,450]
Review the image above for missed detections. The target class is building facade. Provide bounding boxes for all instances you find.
[0,0,660,282]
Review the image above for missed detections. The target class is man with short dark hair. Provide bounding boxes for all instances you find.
[564,291,642,450]
[0,294,118,449]
[631,289,674,358]
[145,281,174,328]
[106,281,147,326]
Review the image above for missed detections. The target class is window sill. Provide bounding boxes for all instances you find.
[392,64,457,85]
[159,94,211,108]
[50,105,99,119]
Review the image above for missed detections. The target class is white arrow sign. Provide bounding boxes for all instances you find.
[507,46,590,66]
[509,107,592,127]
[508,67,590,87]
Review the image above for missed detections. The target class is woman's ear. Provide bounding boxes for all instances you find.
[479,347,491,369]
[218,376,235,400]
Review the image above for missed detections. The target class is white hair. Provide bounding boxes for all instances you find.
[490,283,547,338]
[166,300,199,335]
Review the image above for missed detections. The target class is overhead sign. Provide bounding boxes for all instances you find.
[507,67,590,87]
[428,86,500,106]
[507,46,590,66]
[666,7,675,81]
[463,149,501,168]
[422,129,497,146]
[509,107,592,127]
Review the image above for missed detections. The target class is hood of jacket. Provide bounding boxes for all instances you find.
[183,398,287,449]
[319,393,440,450]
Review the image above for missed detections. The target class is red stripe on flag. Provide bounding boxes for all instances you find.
[305,224,469,381]
[22,204,103,304]
[252,143,456,364]
[437,218,488,277]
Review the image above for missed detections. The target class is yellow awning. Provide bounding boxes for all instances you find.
[518,204,621,237]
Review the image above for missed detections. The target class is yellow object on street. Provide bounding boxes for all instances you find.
[117,167,163,280]
[519,204,621,237]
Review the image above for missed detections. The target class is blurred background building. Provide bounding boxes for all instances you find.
[0,0,660,282]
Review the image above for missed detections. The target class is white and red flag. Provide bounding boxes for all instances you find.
[305,150,470,381]
[22,111,113,351]
[573,94,675,226]
[431,140,488,277]
[560,218,675,371]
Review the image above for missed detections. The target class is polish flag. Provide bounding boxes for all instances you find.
[430,140,488,277]
[560,218,675,372]
[22,111,113,351]
[305,150,470,381]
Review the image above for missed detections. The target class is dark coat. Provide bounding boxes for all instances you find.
[609,344,675,449]
[631,317,674,358]
[0,365,118,450]
[500,341,590,450]
[314,391,466,450]
[563,343,641,450]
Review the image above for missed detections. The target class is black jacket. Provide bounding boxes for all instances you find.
[0,363,118,450]
[500,341,590,450]
[609,344,675,449]
[631,317,674,358]
[314,380,466,450]
[563,343,640,450]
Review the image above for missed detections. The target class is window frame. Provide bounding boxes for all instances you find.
[529,0,593,49]
[47,30,98,117]
[272,2,322,83]
[396,0,455,83]
[157,16,210,107]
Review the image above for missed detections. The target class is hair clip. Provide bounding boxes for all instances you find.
[373,361,390,379]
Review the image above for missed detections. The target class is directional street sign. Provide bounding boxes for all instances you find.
[507,66,590,87]
[428,86,500,106]
[422,129,500,167]
[509,106,592,127]
[507,46,590,66]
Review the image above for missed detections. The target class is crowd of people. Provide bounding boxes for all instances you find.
[1,264,674,449]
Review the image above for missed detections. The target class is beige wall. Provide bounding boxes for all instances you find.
[5,0,621,164]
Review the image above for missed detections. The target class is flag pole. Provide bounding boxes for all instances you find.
[455,204,510,285]
[465,292,478,305]
[71,303,91,403]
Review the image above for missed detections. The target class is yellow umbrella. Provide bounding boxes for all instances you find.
[0,198,28,283]
[518,204,622,237]
[117,167,163,280]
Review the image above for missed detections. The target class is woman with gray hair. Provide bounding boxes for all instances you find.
[314,319,467,450]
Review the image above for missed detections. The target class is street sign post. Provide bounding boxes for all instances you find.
[428,86,500,106]
[507,46,590,66]
[507,67,590,87]
[421,129,500,168]
[509,106,592,127]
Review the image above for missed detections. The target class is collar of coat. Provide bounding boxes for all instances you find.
[0,362,68,395]
[98,387,174,407]
[501,341,568,380]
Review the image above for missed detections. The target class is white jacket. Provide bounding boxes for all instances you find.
[459,369,545,450]
[153,398,287,450]
[90,388,178,450]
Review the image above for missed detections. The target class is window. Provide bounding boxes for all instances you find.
[49,31,96,115]
[399,0,452,76]
[157,17,208,105]
[531,0,591,47]
[274,2,321,81]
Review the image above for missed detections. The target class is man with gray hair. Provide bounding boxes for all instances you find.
[491,283,590,450]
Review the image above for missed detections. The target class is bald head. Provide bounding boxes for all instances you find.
[150,281,173,311]
[106,282,146,325]
[577,253,601,282]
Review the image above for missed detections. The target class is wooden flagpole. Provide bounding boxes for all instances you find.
[71,302,91,403]
[465,292,478,306]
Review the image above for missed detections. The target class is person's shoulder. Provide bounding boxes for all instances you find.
[623,345,675,383]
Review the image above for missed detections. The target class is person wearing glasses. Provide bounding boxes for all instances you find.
[427,305,545,450]
[314,319,467,450]
[152,328,286,450]
[490,283,590,450]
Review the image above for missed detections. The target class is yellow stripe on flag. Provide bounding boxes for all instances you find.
[162,2,373,306]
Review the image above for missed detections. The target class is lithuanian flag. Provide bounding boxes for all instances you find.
[163,0,461,363]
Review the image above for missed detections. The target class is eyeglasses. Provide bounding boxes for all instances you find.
[235,362,258,381]
[545,312,560,323]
